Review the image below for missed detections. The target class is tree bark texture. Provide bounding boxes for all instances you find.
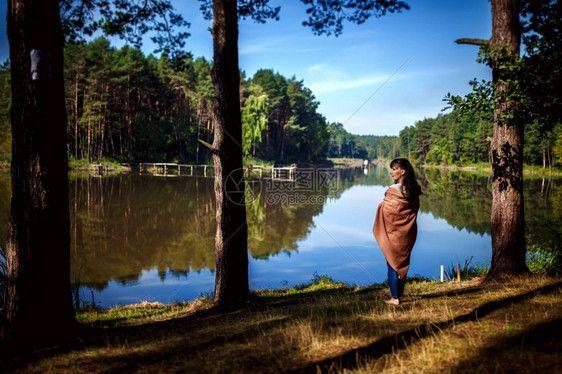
[487,0,528,279]
[211,0,250,305]
[2,0,75,344]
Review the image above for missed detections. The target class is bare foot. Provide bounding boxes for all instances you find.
[385,298,400,305]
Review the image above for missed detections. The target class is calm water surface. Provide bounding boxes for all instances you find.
[1,165,560,308]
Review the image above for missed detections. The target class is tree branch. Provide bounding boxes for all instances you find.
[455,38,489,46]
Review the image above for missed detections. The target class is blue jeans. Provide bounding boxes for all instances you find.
[387,261,405,298]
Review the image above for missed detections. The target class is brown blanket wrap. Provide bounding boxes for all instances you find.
[373,187,419,279]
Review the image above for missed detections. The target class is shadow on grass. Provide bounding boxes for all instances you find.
[1,281,560,373]
[290,281,562,373]
[451,318,562,373]
[0,290,345,372]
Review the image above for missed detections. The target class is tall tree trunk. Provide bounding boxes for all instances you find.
[74,74,79,159]
[487,0,528,280]
[2,0,76,345]
[210,0,250,305]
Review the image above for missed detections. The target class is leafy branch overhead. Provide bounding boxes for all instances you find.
[198,0,280,22]
[446,0,561,134]
[199,0,409,35]
[60,0,190,55]
[300,0,410,36]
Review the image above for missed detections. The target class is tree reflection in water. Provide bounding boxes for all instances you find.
[0,166,559,307]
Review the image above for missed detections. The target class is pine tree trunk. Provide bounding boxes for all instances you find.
[2,0,76,345]
[487,0,529,280]
[211,0,250,305]
[74,75,79,159]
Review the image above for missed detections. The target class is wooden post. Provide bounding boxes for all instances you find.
[457,263,461,282]
[440,265,444,282]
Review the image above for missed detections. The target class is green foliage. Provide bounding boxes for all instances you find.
[242,69,330,163]
[242,85,269,156]
[327,122,397,160]
[283,272,349,294]
[396,111,493,166]
[300,0,410,36]
[64,38,214,163]
[68,156,123,169]
[60,0,189,56]
[552,123,562,166]
[444,78,493,116]
[198,0,281,23]
[527,234,562,277]
[527,248,562,277]
[243,156,274,167]
[520,0,562,133]
[2,39,338,167]
[68,157,91,168]
[60,42,332,165]
[398,107,557,168]
[443,1,561,168]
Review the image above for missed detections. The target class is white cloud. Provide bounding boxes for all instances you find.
[307,64,443,95]
[309,74,390,94]
[239,33,322,55]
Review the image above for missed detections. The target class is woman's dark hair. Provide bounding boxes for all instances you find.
[390,158,422,202]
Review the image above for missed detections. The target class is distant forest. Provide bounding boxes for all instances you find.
[0,37,560,167]
[0,37,329,164]
[330,111,561,168]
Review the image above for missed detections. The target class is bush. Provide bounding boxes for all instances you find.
[526,232,562,277]
[527,245,562,277]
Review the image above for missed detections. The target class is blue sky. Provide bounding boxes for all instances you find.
[0,0,492,136]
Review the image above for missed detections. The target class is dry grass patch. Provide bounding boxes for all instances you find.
[350,278,562,374]
[2,276,560,374]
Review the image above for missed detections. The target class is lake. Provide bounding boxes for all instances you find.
[0,165,560,308]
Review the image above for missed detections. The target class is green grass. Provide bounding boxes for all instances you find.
[68,156,128,170]
[523,164,562,176]
[76,299,214,327]
[243,156,274,167]
[1,275,560,373]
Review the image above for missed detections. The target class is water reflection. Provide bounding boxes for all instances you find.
[418,169,492,236]
[0,165,560,307]
[70,175,216,290]
[69,173,333,292]
[416,167,562,246]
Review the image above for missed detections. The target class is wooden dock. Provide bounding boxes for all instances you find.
[139,163,213,177]
[139,163,297,180]
[245,165,296,180]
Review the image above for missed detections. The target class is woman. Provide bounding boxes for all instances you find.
[373,158,421,305]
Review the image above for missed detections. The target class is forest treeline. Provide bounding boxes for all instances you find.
[0,36,561,167]
[0,38,330,164]
[397,111,562,167]
[58,37,331,164]
[329,111,562,168]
